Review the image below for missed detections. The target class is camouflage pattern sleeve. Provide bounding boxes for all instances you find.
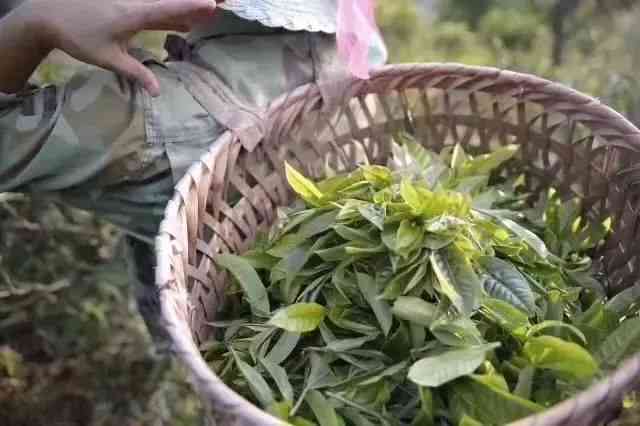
[0,66,147,193]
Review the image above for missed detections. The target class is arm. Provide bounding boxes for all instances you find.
[0,0,217,96]
[0,4,51,93]
[0,0,216,194]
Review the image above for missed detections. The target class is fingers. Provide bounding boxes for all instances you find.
[107,50,161,97]
[126,0,217,33]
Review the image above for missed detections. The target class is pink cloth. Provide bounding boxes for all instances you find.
[337,0,381,80]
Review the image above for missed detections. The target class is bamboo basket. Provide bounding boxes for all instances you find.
[155,64,640,425]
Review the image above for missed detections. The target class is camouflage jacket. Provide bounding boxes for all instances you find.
[0,8,387,243]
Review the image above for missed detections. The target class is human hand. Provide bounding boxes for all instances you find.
[26,0,217,96]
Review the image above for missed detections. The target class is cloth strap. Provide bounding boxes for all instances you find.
[165,35,266,151]
[164,33,350,151]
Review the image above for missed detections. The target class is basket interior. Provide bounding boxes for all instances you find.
[176,84,640,344]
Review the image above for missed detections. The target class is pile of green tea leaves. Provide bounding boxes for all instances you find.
[205,135,640,426]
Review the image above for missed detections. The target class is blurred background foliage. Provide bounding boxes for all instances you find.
[2,1,640,425]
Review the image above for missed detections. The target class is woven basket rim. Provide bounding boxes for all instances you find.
[155,62,640,426]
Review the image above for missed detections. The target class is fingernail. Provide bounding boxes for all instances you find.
[148,83,160,97]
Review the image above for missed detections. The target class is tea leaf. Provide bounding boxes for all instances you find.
[326,335,378,352]
[480,256,536,314]
[401,179,425,214]
[431,316,485,347]
[285,162,323,206]
[392,297,437,327]
[357,273,393,336]
[524,336,599,381]
[396,220,424,257]
[266,331,301,365]
[267,400,293,421]
[261,357,295,402]
[362,165,393,188]
[450,375,543,424]
[402,132,433,169]
[298,210,340,239]
[269,303,327,333]
[481,298,530,335]
[596,317,640,368]
[358,204,385,231]
[306,390,340,426]
[328,307,380,335]
[357,361,408,386]
[526,320,587,345]
[459,415,484,426]
[216,254,270,315]
[479,210,551,260]
[334,224,376,243]
[605,284,640,317]
[460,144,519,177]
[408,343,500,387]
[292,353,336,415]
[430,248,482,316]
[232,350,275,407]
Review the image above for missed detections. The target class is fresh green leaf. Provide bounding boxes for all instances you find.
[266,331,301,364]
[450,375,543,424]
[357,273,393,336]
[401,179,425,214]
[362,165,393,188]
[396,220,424,256]
[261,357,295,402]
[408,343,500,387]
[480,256,536,314]
[481,298,530,335]
[306,390,340,426]
[298,211,340,239]
[596,317,640,368]
[328,307,380,335]
[523,336,599,381]
[268,233,308,258]
[242,250,279,270]
[216,254,270,315]
[292,353,336,415]
[357,361,408,386]
[285,162,324,205]
[267,400,293,421]
[269,303,327,333]
[479,210,551,260]
[424,215,468,234]
[460,144,519,177]
[526,320,587,345]
[402,132,433,170]
[605,284,640,317]
[431,315,485,347]
[459,415,484,426]
[232,350,275,407]
[333,224,376,243]
[358,204,385,231]
[430,247,482,316]
[392,297,437,327]
[513,366,535,400]
[326,335,378,353]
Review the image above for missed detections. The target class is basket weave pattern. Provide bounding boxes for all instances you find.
[156,64,640,425]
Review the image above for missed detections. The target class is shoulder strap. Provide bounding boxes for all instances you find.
[170,60,265,151]
[165,35,265,151]
[163,33,349,150]
[308,32,352,112]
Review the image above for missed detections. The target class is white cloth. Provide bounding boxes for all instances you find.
[219,0,338,33]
